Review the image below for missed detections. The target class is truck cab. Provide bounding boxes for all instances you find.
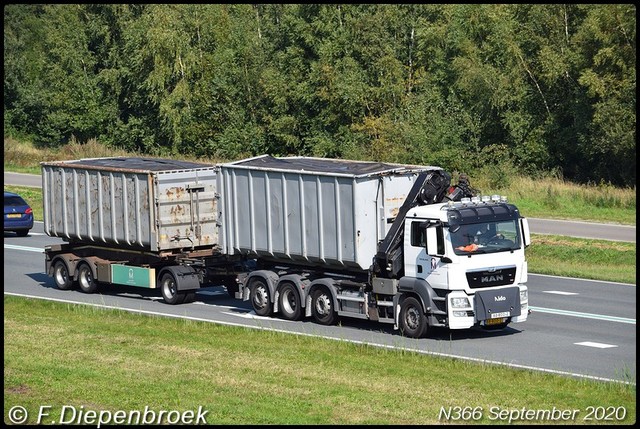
[401,195,530,331]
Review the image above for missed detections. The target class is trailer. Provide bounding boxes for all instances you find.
[42,157,237,304]
[43,155,530,338]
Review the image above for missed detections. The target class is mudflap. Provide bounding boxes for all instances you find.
[474,287,521,322]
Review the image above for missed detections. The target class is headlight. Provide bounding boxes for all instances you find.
[520,290,528,303]
[451,297,470,308]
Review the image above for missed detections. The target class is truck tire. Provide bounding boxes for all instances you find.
[249,278,272,316]
[278,283,302,321]
[160,272,186,305]
[77,262,99,294]
[399,296,428,338]
[53,260,74,290]
[311,287,337,325]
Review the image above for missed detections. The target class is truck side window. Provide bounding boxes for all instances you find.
[411,221,426,248]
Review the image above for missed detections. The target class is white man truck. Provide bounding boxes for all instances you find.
[43,155,530,338]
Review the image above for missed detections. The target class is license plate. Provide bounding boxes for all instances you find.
[485,317,507,326]
[490,311,510,318]
[7,214,21,218]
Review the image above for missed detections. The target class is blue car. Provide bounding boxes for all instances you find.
[4,191,34,237]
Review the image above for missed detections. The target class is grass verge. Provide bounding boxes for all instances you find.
[4,296,636,425]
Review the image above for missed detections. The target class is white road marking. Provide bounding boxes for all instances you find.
[222,310,294,322]
[529,306,635,324]
[4,244,43,253]
[542,290,579,295]
[575,341,618,349]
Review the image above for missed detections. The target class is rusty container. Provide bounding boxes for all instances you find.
[41,157,219,252]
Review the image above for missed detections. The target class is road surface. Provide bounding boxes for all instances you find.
[4,222,636,384]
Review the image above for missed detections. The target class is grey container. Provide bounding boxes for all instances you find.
[41,157,219,252]
[219,155,438,271]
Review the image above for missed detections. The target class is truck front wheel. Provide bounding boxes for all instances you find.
[78,262,99,294]
[399,296,428,338]
[250,278,272,316]
[311,287,337,325]
[160,272,186,305]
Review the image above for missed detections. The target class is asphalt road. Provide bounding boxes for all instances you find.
[4,223,637,384]
[4,171,637,242]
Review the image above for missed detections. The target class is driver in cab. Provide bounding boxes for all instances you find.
[452,223,490,253]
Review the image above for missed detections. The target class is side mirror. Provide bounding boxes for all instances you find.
[426,223,445,257]
[520,218,531,248]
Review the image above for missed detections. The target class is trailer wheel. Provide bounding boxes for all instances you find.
[311,287,337,325]
[278,283,302,321]
[399,296,428,338]
[77,262,99,294]
[250,278,272,316]
[160,272,186,305]
[53,260,74,290]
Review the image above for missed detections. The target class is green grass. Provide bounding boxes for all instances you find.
[4,296,636,425]
[527,235,636,285]
[477,176,636,226]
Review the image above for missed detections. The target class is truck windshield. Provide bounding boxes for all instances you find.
[451,220,521,255]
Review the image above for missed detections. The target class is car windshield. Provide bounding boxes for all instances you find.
[451,219,521,255]
[5,195,28,206]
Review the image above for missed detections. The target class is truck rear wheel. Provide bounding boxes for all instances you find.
[399,296,428,338]
[311,287,337,325]
[53,260,74,290]
[250,278,273,316]
[160,272,186,305]
[278,283,302,321]
[78,262,99,294]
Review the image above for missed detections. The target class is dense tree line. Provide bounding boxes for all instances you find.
[3,4,636,187]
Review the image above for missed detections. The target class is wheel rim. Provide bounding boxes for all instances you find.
[314,293,331,316]
[253,285,268,309]
[281,288,297,314]
[79,266,93,290]
[404,306,420,330]
[55,264,68,286]
[163,276,177,298]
